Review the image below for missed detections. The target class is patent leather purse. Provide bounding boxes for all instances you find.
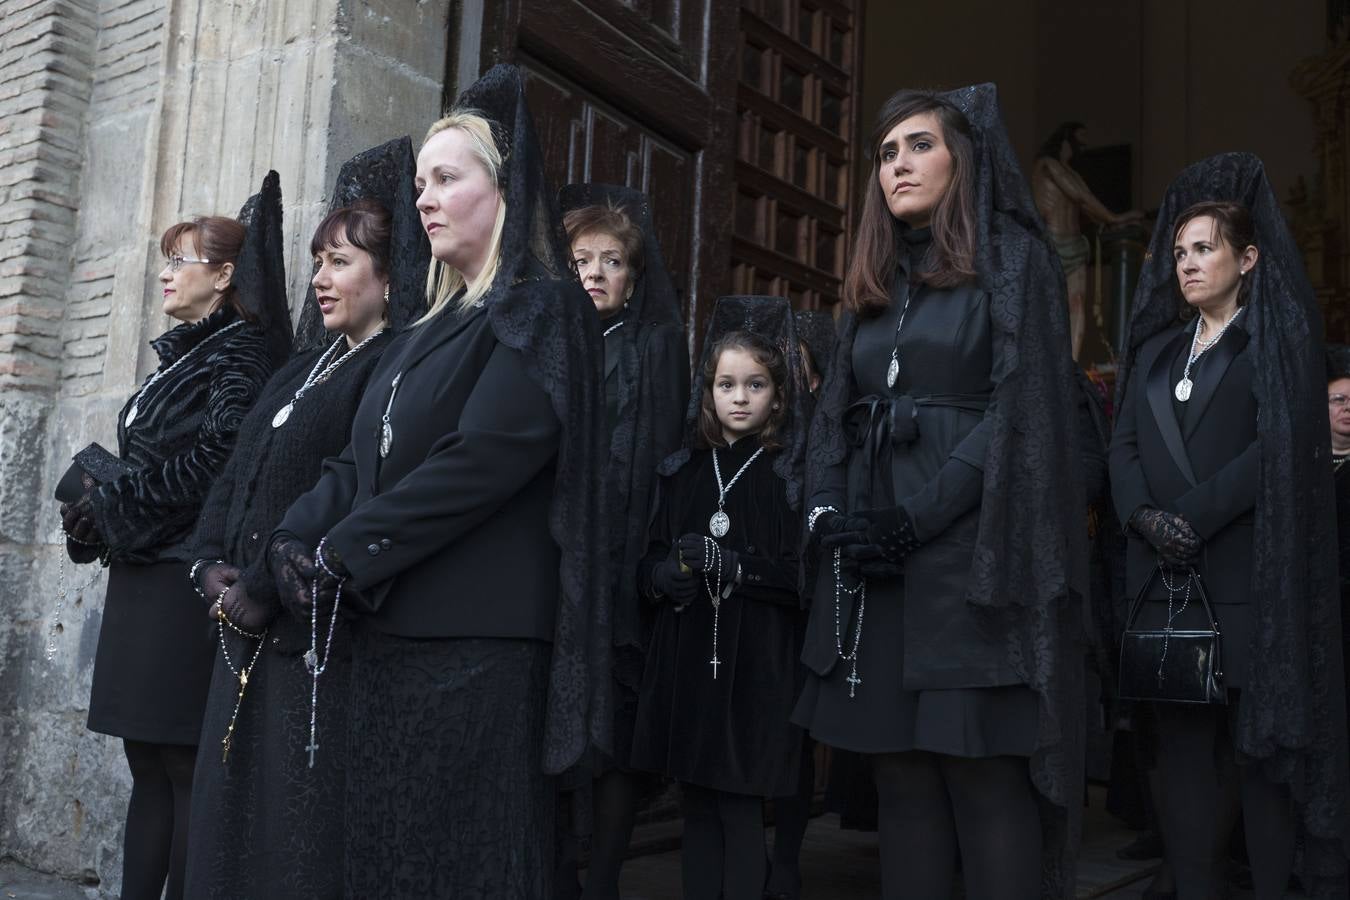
[1118,563,1226,705]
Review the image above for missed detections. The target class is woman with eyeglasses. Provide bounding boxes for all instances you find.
[57,181,289,900]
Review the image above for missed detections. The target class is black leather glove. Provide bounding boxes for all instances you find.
[676,534,741,580]
[813,511,869,549]
[218,579,274,633]
[861,506,923,563]
[1128,506,1201,567]
[198,562,241,608]
[269,533,318,620]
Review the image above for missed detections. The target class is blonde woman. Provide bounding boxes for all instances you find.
[269,65,608,897]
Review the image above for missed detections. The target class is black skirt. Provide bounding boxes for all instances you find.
[87,561,215,745]
[344,628,554,899]
[793,576,1038,758]
[185,616,349,899]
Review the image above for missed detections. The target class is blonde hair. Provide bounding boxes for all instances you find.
[417,110,507,324]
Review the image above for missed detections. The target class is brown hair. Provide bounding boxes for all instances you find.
[563,202,645,278]
[159,215,248,318]
[696,331,788,451]
[844,90,978,316]
[310,199,393,278]
[1171,200,1258,308]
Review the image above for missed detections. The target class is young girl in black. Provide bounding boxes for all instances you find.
[631,295,806,900]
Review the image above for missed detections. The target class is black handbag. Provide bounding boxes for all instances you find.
[1118,563,1226,705]
[54,442,134,503]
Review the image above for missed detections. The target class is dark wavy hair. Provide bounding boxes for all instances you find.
[844,89,977,316]
[696,331,788,451]
[1171,200,1257,311]
[309,198,393,278]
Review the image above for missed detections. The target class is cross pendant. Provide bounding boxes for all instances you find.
[846,666,862,698]
[709,655,720,679]
[305,741,319,768]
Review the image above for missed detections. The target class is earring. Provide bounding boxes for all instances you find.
[772,403,780,410]
[383,284,391,304]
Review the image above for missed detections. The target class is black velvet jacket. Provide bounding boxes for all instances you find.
[90,306,273,563]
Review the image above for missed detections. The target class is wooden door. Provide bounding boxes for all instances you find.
[475,0,741,341]
[731,0,865,310]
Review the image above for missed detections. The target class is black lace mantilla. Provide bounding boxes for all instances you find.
[1118,153,1349,894]
[233,170,291,368]
[559,183,689,652]
[292,137,431,352]
[805,84,1089,897]
[451,64,612,774]
[660,295,810,512]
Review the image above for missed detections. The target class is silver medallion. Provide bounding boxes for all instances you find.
[271,402,294,428]
[1174,377,1193,402]
[124,403,140,428]
[303,648,318,673]
[709,510,730,538]
[380,421,394,458]
[886,357,900,389]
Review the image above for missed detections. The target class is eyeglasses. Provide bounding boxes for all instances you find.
[1330,394,1350,409]
[164,255,213,273]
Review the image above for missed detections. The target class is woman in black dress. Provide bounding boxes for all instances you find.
[184,138,429,899]
[792,86,1088,900]
[1109,154,1349,899]
[557,184,688,899]
[57,175,287,900]
[269,64,609,898]
[631,295,808,900]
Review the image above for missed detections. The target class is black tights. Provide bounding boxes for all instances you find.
[120,739,197,900]
[765,735,815,898]
[679,784,766,900]
[581,770,643,900]
[1153,702,1294,900]
[872,751,1041,900]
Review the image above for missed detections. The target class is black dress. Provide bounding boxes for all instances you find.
[794,228,1039,757]
[85,307,274,745]
[184,334,391,899]
[630,437,804,797]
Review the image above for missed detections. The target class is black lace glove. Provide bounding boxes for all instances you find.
[1128,506,1201,567]
[59,493,102,546]
[218,580,274,633]
[675,533,741,584]
[198,562,241,608]
[269,533,317,620]
[313,540,351,608]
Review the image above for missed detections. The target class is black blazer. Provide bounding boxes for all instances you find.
[278,303,562,639]
[1109,321,1259,606]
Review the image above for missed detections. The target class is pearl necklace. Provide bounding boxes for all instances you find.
[124,319,246,427]
[272,329,385,428]
[1175,307,1243,402]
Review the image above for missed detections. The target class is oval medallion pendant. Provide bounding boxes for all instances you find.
[709,510,730,538]
[886,357,900,389]
[271,402,294,428]
[380,422,394,458]
[1174,377,1193,402]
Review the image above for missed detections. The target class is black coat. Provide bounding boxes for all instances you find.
[801,263,1013,690]
[1109,322,1257,606]
[630,438,803,796]
[278,303,561,640]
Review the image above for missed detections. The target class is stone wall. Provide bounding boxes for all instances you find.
[0,0,454,893]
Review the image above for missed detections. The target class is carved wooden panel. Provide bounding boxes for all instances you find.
[732,0,863,310]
